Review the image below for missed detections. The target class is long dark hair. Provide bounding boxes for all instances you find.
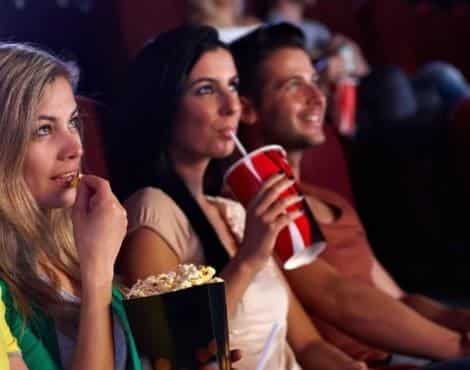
[108,25,231,271]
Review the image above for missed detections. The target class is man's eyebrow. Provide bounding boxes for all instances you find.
[274,75,303,87]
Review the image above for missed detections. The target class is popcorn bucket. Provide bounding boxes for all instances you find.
[223,145,326,270]
[124,282,230,370]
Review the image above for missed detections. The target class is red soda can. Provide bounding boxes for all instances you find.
[333,77,357,136]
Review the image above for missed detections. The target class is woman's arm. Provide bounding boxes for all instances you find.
[72,283,115,370]
[117,227,180,286]
[219,174,307,315]
[9,356,28,370]
[286,287,367,370]
[70,175,128,370]
[118,221,267,317]
[119,174,302,317]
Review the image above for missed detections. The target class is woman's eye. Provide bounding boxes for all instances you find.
[34,124,52,137]
[229,79,240,92]
[195,84,215,95]
[69,116,82,129]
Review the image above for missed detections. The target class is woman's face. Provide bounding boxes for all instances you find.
[23,76,83,210]
[171,47,241,162]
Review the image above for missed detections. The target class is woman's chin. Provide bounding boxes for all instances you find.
[212,147,234,159]
[40,189,77,210]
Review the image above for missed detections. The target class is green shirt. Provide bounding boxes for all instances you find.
[0,279,142,370]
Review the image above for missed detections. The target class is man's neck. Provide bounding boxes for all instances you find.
[286,150,302,181]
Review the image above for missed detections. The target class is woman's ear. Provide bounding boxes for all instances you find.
[240,96,259,126]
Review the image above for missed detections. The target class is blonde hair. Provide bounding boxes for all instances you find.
[0,43,81,319]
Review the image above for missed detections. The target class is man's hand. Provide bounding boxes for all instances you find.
[442,307,470,355]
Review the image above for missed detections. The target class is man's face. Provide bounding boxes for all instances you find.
[254,47,326,150]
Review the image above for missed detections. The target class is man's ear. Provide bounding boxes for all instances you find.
[240,96,259,126]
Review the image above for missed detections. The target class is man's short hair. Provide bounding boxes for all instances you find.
[230,22,307,100]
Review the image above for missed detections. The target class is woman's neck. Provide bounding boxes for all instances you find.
[170,150,210,203]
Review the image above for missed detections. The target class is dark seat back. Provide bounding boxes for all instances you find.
[77,96,108,179]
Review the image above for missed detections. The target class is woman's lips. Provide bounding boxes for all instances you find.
[218,127,237,140]
[51,171,78,186]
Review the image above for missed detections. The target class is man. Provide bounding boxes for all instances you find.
[230,23,470,368]
[264,0,369,82]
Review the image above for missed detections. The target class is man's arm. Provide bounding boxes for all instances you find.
[401,294,470,332]
[369,257,470,334]
[286,285,367,370]
[284,258,464,360]
[370,259,405,299]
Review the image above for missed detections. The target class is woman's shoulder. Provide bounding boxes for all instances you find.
[124,187,193,238]
[124,187,186,221]
[124,187,177,210]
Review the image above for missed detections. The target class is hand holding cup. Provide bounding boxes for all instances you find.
[238,173,304,269]
[224,145,326,270]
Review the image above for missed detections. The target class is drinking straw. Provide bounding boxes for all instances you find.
[229,131,262,182]
[229,131,248,157]
[255,323,281,370]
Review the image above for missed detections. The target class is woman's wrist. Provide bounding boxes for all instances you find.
[80,269,114,304]
[80,281,113,307]
[234,246,270,273]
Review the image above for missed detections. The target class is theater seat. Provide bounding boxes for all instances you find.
[76,96,108,179]
[300,124,355,204]
[357,0,419,73]
[446,97,470,236]
[304,0,364,46]
[115,0,185,61]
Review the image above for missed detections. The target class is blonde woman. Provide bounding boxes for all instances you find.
[0,43,141,370]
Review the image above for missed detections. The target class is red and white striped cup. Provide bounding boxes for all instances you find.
[223,145,326,270]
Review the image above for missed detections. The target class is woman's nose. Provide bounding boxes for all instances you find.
[58,131,83,161]
[220,90,241,116]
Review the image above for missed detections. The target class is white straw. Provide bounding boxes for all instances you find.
[255,323,281,370]
[229,131,262,183]
[229,131,249,157]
